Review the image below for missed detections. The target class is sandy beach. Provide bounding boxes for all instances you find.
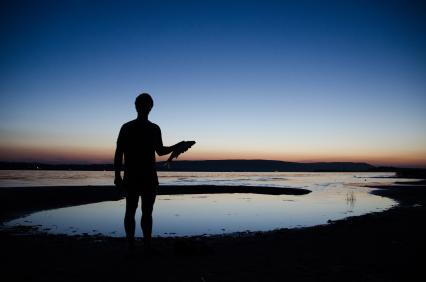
[1,181,425,282]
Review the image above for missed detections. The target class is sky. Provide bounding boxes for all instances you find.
[0,0,425,167]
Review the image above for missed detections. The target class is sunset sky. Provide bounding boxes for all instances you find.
[1,0,425,167]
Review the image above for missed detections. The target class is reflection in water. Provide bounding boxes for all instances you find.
[9,185,394,237]
[346,190,356,210]
[0,171,400,188]
[6,172,398,237]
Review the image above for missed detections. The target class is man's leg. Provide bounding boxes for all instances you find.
[124,191,139,248]
[141,190,156,246]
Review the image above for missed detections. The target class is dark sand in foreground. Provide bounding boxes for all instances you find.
[1,182,425,282]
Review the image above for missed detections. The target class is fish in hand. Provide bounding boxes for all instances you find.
[165,141,196,167]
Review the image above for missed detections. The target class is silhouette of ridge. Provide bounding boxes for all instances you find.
[2,160,425,175]
[0,159,376,172]
[157,159,375,172]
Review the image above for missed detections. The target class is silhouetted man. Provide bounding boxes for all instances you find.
[114,93,184,250]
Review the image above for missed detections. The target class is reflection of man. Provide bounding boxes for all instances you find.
[114,93,184,250]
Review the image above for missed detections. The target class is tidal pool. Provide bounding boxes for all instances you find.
[7,172,397,237]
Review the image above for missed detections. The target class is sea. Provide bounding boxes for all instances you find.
[1,170,403,237]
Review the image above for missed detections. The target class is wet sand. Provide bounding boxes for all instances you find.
[1,182,425,282]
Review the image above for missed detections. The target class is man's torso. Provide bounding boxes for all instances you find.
[118,119,161,187]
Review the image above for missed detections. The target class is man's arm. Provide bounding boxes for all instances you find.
[114,128,124,188]
[156,143,181,156]
[154,125,183,156]
[114,146,123,178]
[156,142,184,156]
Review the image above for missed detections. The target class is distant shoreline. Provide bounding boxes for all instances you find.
[3,159,424,173]
[1,160,425,181]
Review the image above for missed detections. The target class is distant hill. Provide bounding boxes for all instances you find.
[0,160,376,172]
[157,160,375,172]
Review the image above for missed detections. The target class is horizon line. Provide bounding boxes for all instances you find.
[1,159,426,169]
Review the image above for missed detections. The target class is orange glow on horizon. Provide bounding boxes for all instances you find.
[0,145,114,164]
[1,144,425,168]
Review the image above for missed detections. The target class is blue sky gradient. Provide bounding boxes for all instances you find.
[1,0,425,166]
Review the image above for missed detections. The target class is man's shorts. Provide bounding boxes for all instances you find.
[123,181,158,198]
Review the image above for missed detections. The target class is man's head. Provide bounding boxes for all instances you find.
[135,93,154,116]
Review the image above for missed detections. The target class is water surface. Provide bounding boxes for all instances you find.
[4,171,399,237]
